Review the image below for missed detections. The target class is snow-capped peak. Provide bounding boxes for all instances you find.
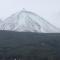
[0,9,60,33]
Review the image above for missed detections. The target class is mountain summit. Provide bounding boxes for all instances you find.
[0,9,60,33]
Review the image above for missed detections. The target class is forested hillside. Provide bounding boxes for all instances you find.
[0,30,59,60]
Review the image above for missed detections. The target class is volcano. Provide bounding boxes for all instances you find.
[0,9,60,33]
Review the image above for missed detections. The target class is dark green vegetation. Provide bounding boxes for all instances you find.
[0,30,60,60]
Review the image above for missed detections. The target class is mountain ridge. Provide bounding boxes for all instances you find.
[0,9,60,33]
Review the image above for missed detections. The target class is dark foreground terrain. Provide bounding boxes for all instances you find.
[0,30,60,60]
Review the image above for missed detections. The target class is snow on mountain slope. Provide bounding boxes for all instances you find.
[0,9,60,33]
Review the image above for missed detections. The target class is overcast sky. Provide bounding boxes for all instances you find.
[0,0,60,28]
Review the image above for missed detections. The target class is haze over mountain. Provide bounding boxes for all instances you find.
[0,9,60,33]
